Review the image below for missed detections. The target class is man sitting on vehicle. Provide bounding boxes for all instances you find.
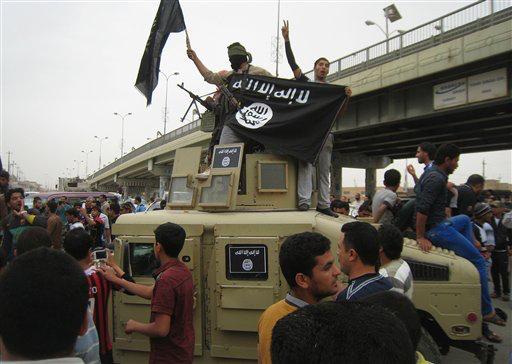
[378,224,413,299]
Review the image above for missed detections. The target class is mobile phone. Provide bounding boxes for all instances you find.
[92,249,107,261]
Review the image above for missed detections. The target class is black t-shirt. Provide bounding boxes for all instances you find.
[453,184,477,217]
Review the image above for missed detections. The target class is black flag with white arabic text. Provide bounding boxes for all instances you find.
[225,75,348,164]
[135,0,186,106]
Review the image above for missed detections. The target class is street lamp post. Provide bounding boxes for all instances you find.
[73,160,83,178]
[94,136,109,170]
[159,71,179,135]
[113,112,132,157]
[81,149,93,177]
[365,4,403,53]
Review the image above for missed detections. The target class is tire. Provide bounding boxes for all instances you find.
[417,327,442,364]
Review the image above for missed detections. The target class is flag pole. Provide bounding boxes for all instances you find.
[185,29,191,49]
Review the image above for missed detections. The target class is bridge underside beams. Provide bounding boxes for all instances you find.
[333,98,512,159]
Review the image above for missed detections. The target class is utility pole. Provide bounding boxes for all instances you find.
[482,159,486,179]
[7,151,12,174]
[159,71,179,135]
[81,150,93,177]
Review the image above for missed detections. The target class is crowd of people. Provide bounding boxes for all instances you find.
[0,171,179,363]
[0,18,511,364]
[330,142,512,343]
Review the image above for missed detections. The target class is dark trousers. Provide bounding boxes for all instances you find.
[491,251,510,295]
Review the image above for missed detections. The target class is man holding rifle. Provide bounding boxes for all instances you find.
[186,42,272,178]
[282,21,352,217]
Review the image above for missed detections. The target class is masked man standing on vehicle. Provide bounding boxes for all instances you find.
[187,42,273,178]
[282,21,352,217]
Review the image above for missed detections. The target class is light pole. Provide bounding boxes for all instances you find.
[94,135,109,170]
[73,160,83,178]
[159,71,179,135]
[365,4,403,53]
[113,112,132,157]
[81,149,93,177]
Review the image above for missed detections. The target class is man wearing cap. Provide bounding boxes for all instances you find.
[489,201,512,301]
[187,42,272,148]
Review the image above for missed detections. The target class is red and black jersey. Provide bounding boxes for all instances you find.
[85,268,112,355]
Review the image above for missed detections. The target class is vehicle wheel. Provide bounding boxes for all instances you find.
[417,327,442,364]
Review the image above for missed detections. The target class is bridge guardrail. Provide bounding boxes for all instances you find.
[305,0,512,81]
[89,119,202,180]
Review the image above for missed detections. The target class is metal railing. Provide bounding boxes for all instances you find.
[88,118,202,180]
[304,0,512,81]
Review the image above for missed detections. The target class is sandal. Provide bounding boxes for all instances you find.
[483,313,506,327]
[484,330,503,343]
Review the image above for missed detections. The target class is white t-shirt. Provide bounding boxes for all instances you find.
[99,213,110,229]
[372,189,397,224]
[483,222,495,246]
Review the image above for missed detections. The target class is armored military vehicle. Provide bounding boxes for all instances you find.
[110,144,495,363]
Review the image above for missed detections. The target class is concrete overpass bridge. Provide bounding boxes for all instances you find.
[89,0,512,198]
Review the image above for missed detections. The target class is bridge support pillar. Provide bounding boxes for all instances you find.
[365,168,377,199]
[159,176,168,199]
[331,153,342,198]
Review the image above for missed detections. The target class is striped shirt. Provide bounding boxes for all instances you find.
[84,268,112,356]
[74,307,100,364]
[379,259,414,299]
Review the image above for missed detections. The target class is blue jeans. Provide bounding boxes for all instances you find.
[426,215,493,316]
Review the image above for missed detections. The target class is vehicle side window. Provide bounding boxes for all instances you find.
[129,243,158,277]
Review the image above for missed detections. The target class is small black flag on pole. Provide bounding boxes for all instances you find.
[135,0,186,106]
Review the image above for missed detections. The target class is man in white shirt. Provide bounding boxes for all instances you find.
[378,224,414,299]
[66,208,85,231]
[372,169,401,224]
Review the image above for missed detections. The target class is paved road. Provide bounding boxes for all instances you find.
[442,285,511,363]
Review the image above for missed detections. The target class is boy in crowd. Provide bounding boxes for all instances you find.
[330,199,350,216]
[271,301,415,364]
[378,224,413,299]
[258,232,341,363]
[98,223,194,364]
[64,229,134,364]
[66,207,85,231]
[0,248,89,363]
[362,291,430,364]
[336,221,392,301]
[372,169,401,224]
[46,200,63,249]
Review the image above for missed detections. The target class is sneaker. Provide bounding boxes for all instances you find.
[502,294,510,302]
[196,167,211,180]
[298,203,310,211]
[316,207,339,218]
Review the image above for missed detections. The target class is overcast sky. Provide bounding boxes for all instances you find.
[1,0,510,189]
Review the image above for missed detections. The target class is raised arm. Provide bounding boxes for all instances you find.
[187,48,224,86]
[281,21,304,80]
